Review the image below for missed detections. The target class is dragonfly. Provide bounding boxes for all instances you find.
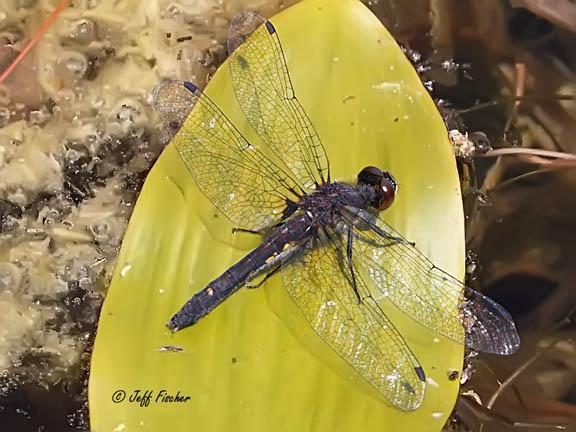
[152,11,520,411]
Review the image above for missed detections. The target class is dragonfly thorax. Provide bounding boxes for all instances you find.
[297,166,398,226]
[298,182,367,226]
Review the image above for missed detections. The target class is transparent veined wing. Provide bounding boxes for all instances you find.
[227,11,330,192]
[341,206,520,355]
[152,80,304,231]
[282,229,426,410]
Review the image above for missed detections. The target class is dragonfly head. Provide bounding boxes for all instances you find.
[357,166,397,211]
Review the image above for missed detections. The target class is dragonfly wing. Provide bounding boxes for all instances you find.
[227,11,330,191]
[282,230,425,410]
[152,80,303,231]
[341,206,520,355]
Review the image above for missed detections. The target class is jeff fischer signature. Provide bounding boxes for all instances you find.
[112,389,191,407]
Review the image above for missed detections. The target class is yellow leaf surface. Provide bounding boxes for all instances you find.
[89,0,464,430]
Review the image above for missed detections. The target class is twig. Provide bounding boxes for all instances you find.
[460,397,567,431]
[486,337,565,410]
[481,148,576,160]
[514,0,576,33]
[0,0,69,84]
[458,94,576,114]
[504,63,527,132]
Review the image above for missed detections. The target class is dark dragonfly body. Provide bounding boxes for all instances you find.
[167,213,310,330]
[168,182,374,331]
[152,10,519,411]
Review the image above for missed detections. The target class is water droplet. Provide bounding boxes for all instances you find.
[69,19,96,44]
[0,106,10,127]
[465,250,480,280]
[475,191,492,208]
[60,51,88,79]
[372,82,400,92]
[469,131,492,153]
[120,263,131,278]
[79,277,91,290]
[441,59,458,72]
[460,358,476,384]
[409,51,421,62]
[417,64,430,73]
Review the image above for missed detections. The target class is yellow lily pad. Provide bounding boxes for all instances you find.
[89,0,464,430]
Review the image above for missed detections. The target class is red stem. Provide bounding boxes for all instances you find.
[0,0,69,85]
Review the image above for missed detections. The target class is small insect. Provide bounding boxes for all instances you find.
[448,370,460,381]
[152,11,520,411]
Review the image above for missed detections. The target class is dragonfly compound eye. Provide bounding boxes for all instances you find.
[378,178,396,210]
[357,166,397,211]
[378,171,397,210]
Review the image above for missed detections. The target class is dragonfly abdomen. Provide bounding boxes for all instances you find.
[166,215,312,332]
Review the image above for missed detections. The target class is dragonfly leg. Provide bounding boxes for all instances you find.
[354,226,413,248]
[245,240,306,288]
[369,224,414,246]
[347,225,362,305]
[232,219,288,235]
[232,227,265,235]
[246,263,281,288]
